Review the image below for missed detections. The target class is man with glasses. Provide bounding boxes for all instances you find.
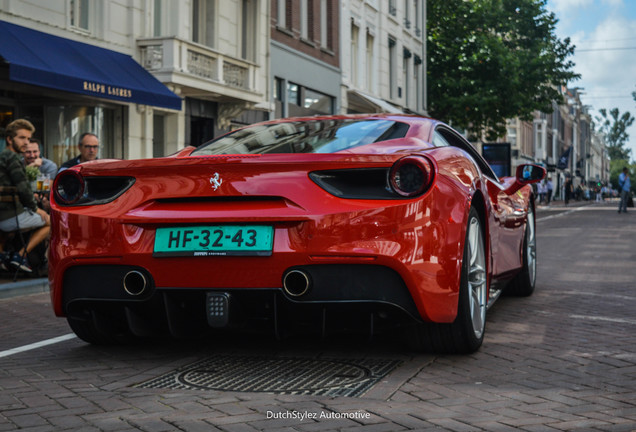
[59,132,100,172]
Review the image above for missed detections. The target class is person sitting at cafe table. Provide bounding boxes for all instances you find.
[59,132,99,172]
[0,119,51,273]
[24,138,57,180]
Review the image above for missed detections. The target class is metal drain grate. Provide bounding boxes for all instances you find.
[136,354,401,397]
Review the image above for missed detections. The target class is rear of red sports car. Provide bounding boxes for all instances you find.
[49,116,485,350]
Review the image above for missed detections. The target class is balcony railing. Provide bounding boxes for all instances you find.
[138,37,255,93]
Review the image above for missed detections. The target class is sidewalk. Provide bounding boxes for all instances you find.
[536,197,617,209]
[0,274,49,299]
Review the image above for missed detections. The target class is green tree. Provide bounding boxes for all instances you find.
[427,0,579,140]
[596,108,634,161]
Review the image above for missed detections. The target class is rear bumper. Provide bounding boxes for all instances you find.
[60,263,423,338]
[50,190,467,324]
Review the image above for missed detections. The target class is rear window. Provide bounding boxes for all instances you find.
[191,119,409,155]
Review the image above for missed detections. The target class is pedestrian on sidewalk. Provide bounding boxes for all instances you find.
[538,180,546,204]
[546,179,553,205]
[564,175,573,206]
[618,167,631,213]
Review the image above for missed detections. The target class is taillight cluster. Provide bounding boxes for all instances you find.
[53,170,135,206]
[54,170,85,205]
[388,156,434,197]
[309,155,435,199]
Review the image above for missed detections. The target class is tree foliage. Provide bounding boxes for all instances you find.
[427,0,579,140]
[596,108,634,161]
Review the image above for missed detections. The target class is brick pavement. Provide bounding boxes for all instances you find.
[0,200,635,431]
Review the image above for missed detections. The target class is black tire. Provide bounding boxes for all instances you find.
[506,204,536,297]
[407,207,487,354]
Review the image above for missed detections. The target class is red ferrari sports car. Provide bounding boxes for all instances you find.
[49,114,544,353]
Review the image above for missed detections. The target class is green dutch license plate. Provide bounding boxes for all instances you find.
[153,225,273,257]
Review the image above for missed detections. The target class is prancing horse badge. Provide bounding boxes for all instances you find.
[210,173,223,190]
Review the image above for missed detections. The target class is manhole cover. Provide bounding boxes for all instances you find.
[136,354,401,397]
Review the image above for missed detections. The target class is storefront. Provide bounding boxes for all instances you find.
[0,20,182,168]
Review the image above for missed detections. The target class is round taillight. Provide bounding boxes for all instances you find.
[54,170,85,205]
[389,156,433,197]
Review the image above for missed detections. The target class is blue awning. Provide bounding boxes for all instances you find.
[0,20,182,110]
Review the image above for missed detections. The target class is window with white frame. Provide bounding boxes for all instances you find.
[300,0,308,40]
[241,0,257,61]
[351,22,359,88]
[320,0,328,48]
[389,0,397,16]
[414,0,422,36]
[277,0,286,28]
[403,48,411,106]
[403,0,411,29]
[153,0,163,36]
[388,36,397,99]
[365,31,375,92]
[192,0,215,48]
[70,0,90,31]
[414,55,422,111]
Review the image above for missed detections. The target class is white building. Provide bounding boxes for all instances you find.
[340,0,426,115]
[0,0,270,165]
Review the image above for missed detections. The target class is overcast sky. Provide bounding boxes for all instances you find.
[547,0,636,160]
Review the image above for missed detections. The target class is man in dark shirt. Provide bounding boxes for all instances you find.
[0,119,51,272]
[59,132,99,172]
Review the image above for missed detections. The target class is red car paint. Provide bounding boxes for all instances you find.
[49,115,543,350]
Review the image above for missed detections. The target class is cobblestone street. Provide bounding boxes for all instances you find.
[1,201,635,431]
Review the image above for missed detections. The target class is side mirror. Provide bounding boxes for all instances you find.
[504,164,546,195]
[516,164,546,184]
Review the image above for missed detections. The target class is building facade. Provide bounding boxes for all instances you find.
[270,0,341,119]
[0,0,270,167]
[340,0,426,114]
[503,87,610,200]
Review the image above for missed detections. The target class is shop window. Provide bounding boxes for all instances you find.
[0,105,14,149]
[303,89,333,115]
[45,106,116,167]
[274,77,285,118]
[287,83,300,107]
[287,83,333,117]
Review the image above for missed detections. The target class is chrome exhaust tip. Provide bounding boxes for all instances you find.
[123,270,148,296]
[283,269,311,297]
